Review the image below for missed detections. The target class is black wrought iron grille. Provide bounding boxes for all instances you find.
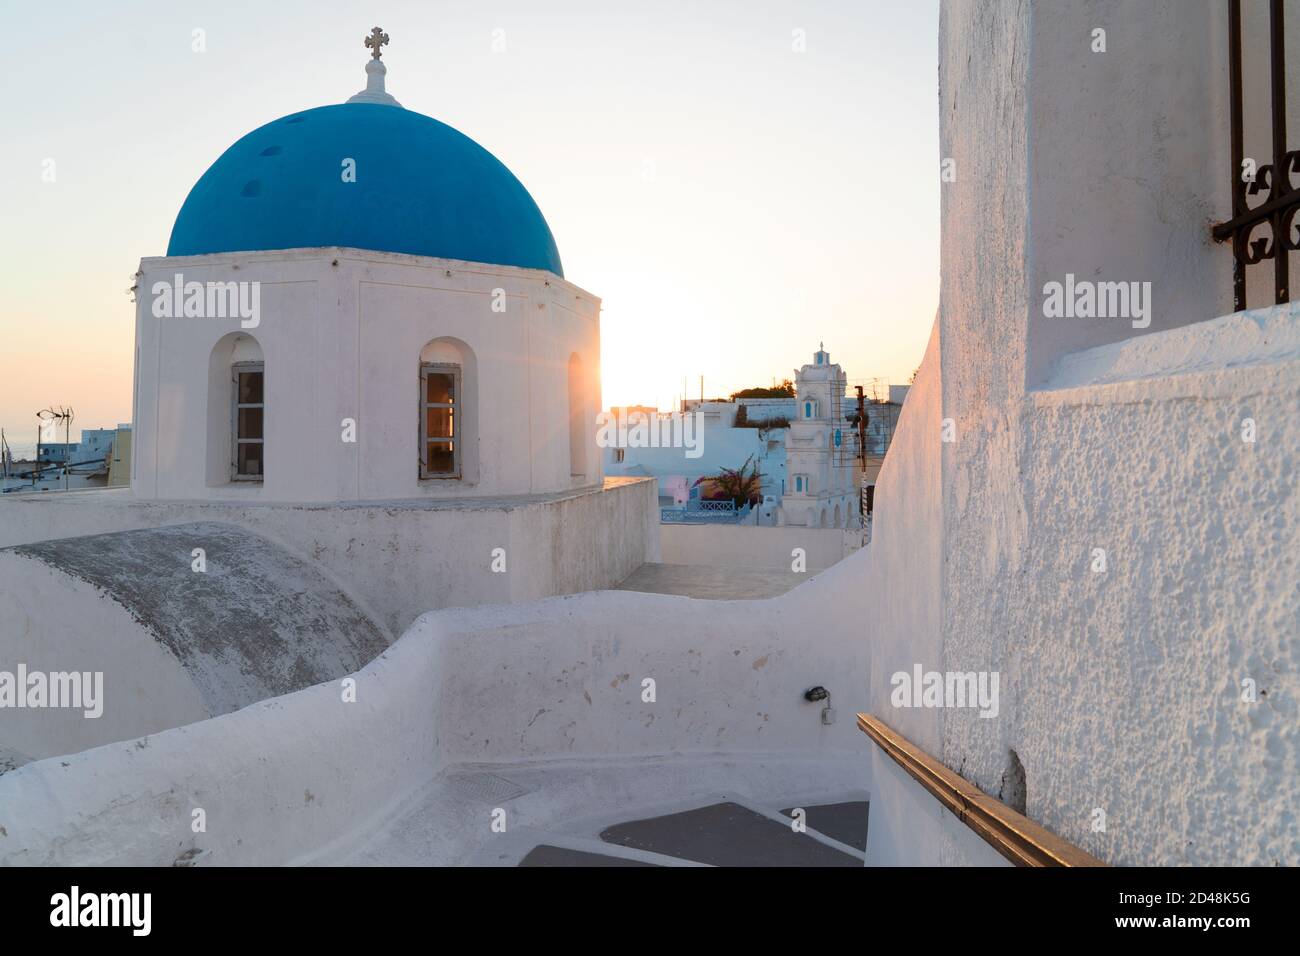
[1212,0,1300,310]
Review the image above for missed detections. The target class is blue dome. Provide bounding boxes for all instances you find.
[168,103,563,276]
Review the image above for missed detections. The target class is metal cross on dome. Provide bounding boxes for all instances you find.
[365,27,390,59]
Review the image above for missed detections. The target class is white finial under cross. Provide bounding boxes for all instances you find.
[365,26,390,59]
[347,27,402,107]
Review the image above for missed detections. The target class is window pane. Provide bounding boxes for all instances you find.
[238,407,263,440]
[237,442,263,476]
[425,406,453,439]
[425,441,455,474]
[425,372,455,405]
[238,371,263,404]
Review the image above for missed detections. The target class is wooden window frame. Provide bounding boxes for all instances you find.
[420,362,461,480]
[231,361,265,482]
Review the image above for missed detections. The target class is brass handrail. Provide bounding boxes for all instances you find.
[857,713,1107,867]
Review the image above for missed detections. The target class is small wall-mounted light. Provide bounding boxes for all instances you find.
[804,686,836,725]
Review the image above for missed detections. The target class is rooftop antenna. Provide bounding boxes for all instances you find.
[37,405,74,490]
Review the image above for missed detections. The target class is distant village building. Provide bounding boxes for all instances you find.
[106,425,132,488]
[780,345,858,529]
[37,428,116,466]
[603,346,907,528]
[604,400,787,511]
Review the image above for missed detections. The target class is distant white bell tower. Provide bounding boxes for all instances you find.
[780,344,857,528]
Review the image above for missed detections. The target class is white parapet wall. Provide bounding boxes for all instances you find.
[659,524,854,571]
[0,554,871,866]
[0,623,445,867]
[0,476,659,636]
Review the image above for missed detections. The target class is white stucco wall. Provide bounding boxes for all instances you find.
[856,0,1299,866]
[429,574,869,764]
[865,303,1299,868]
[1008,320,1299,866]
[863,321,946,758]
[132,247,601,503]
[863,747,1010,867]
[1024,0,1300,386]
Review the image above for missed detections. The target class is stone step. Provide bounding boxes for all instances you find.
[515,799,869,867]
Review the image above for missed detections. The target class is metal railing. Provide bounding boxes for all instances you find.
[857,714,1107,867]
[660,500,753,524]
[1212,0,1300,310]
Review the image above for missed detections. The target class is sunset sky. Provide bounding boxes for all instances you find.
[0,0,939,444]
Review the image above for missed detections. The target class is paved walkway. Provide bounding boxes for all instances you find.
[324,754,869,867]
[522,799,867,866]
[615,562,814,600]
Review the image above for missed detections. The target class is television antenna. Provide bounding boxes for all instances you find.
[36,405,74,490]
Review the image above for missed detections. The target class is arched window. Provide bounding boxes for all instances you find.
[568,353,587,478]
[208,332,264,484]
[419,337,476,481]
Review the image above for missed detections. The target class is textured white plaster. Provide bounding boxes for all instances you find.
[855,0,1300,866]
[1047,301,1300,389]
